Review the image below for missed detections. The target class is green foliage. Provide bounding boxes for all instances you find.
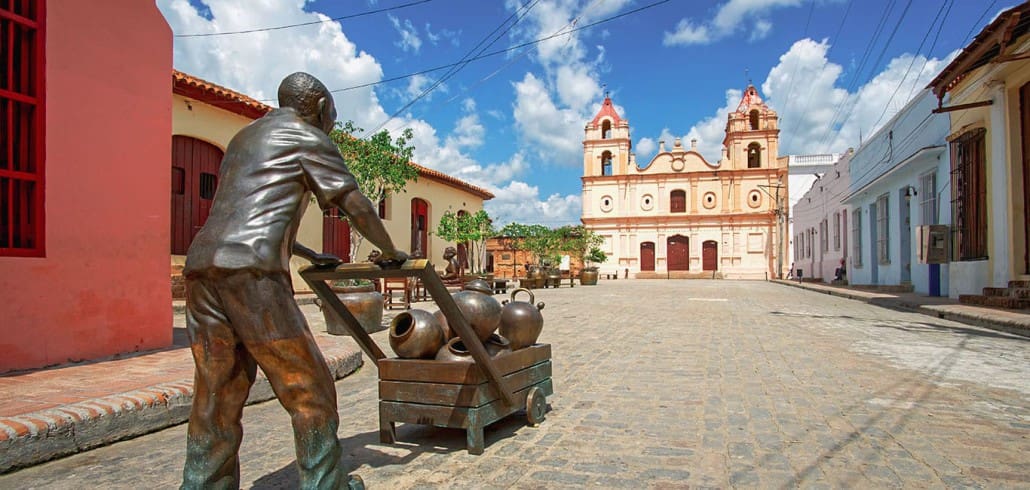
[585,247,607,269]
[498,223,603,269]
[329,121,418,261]
[435,209,495,272]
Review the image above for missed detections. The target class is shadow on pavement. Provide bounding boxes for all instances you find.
[769,310,1025,341]
[252,416,526,488]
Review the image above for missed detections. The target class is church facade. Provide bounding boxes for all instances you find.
[580,86,789,279]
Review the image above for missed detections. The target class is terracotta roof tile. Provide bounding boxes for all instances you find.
[172,70,492,200]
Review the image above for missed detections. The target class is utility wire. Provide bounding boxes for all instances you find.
[960,0,998,46]
[366,0,542,135]
[175,0,436,37]
[904,0,954,102]
[776,0,817,145]
[323,0,671,99]
[869,0,951,131]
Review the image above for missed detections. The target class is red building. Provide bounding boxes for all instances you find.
[0,2,172,372]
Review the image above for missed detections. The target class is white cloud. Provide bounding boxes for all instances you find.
[485,181,582,228]
[636,137,657,159]
[663,19,710,45]
[555,64,601,111]
[424,23,461,47]
[512,72,584,164]
[662,38,955,163]
[388,15,422,53]
[664,0,801,46]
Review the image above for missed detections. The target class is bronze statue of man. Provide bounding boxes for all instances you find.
[181,72,406,489]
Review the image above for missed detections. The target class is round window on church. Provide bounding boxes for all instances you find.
[641,194,654,211]
[600,195,614,213]
[703,192,717,209]
[747,190,763,208]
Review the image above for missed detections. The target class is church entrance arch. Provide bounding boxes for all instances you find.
[702,240,718,271]
[667,235,689,271]
[640,242,655,271]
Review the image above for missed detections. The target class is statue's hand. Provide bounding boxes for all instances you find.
[375,249,409,269]
[310,252,343,269]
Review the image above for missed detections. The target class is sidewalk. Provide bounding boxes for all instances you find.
[0,300,364,473]
[774,279,1030,338]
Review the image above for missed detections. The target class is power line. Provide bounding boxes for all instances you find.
[776,0,817,146]
[961,0,998,46]
[366,0,542,135]
[175,0,437,37]
[869,0,951,131]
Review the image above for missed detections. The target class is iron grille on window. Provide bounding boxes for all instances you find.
[852,208,862,267]
[876,194,889,264]
[833,212,841,251]
[950,128,987,260]
[919,171,937,225]
[0,2,44,256]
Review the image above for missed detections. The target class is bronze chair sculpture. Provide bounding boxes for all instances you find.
[180,72,405,490]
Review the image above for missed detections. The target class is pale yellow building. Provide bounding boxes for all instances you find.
[171,71,492,292]
[580,88,789,279]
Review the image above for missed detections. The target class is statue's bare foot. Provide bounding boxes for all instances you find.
[347,474,365,490]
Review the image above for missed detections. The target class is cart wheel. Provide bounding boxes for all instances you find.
[526,386,546,426]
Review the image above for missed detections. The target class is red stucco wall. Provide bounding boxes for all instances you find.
[0,2,172,372]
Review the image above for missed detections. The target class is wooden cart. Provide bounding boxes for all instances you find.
[301,260,552,454]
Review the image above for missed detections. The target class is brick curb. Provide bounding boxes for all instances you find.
[773,280,1030,338]
[0,348,363,473]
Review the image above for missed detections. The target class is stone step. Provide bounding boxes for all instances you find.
[1012,288,1030,299]
[982,296,1030,309]
[958,294,986,306]
[1008,280,1030,289]
[983,287,1010,297]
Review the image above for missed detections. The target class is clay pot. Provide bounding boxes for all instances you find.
[485,333,512,357]
[435,337,473,362]
[450,289,502,341]
[463,278,493,295]
[320,289,385,335]
[432,309,451,340]
[389,309,446,359]
[499,288,545,350]
[434,334,512,362]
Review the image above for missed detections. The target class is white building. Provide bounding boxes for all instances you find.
[791,151,853,282]
[842,90,951,296]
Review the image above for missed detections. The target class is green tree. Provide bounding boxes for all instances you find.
[435,209,494,273]
[329,121,418,262]
[498,222,550,277]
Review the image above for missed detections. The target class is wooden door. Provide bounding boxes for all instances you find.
[171,136,223,255]
[667,235,689,271]
[640,242,655,271]
[410,198,429,258]
[1021,82,1030,273]
[322,208,351,262]
[702,240,718,271]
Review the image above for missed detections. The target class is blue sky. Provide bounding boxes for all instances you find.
[158,0,1017,227]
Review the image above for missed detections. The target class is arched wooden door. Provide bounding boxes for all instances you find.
[410,198,429,258]
[171,135,223,255]
[322,208,351,262]
[702,240,718,271]
[667,235,689,271]
[640,242,655,271]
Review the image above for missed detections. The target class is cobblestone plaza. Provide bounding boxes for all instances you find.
[2,280,1027,488]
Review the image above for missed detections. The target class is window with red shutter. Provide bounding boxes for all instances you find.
[0,2,45,256]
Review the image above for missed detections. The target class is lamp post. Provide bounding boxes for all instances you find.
[758,183,787,279]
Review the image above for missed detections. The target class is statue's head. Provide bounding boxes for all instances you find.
[443,246,457,259]
[278,72,336,134]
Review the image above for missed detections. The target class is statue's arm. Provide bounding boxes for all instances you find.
[336,190,408,266]
[292,242,342,268]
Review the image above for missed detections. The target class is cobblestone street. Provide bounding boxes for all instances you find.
[2,280,1028,488]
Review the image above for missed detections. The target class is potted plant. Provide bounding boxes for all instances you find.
[579,247,607,285]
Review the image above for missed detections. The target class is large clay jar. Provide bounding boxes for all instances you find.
[450,286,502,342]
[499,288,545,350]
[389,309,446,359]
[432,309,451,340]
[435,337,473,362]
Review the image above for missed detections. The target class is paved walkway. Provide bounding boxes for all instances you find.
[1,279,1028,488]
